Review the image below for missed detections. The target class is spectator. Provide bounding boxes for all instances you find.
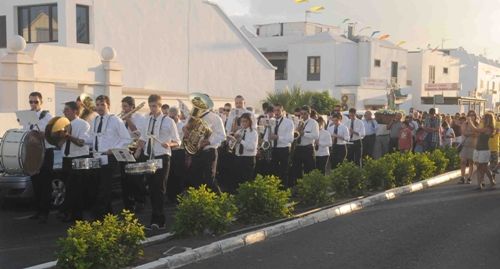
[441,121,455,147]
[387,112,403,153]
[468,113,496,190]
[459,111,478,184]
[414,127,426,153]
[423,108,441,151]
[399,121,413,153]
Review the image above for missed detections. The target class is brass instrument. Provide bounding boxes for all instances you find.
[230,108,244,134]
[118,101,146,120]
[226,128,243,154]
[78,93,95,121]
[258,117,274,162]
[45,116,71,146]
[294,120,305,141]
[183,93,214,155]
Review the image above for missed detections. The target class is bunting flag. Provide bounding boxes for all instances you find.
[309,6,325,12]
[378,34,390,40]
[295,0,309,3]
[371,31,381,37]
[431,45,440,52]
[396,41,406,47]
[342,18,350,23]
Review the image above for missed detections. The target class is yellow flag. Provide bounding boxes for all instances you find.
[396,41,406,47]
[295,0,309,3]
[309,6,325,12]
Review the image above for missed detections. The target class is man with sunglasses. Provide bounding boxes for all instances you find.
[24,92,54,224]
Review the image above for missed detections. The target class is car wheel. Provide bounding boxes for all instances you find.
[51,178,66,207]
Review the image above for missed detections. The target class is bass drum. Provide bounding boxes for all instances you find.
[0,129,45,176]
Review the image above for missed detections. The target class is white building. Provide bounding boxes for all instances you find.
[248,22,409,111]
[403,50,473,114]
[441,47,500,112]
[0,0,275,135]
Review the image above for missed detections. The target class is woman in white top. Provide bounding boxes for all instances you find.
[315,117,332,175]
[441,121,455,148]
[233,113,258,192]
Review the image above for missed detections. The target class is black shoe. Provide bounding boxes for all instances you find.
[458,177,465,184]
[466,178,472,184]
[145,223,166,231]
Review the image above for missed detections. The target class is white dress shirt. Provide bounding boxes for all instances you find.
[22,110,54,149]
[140,114,180,157]
[298,118,319,146]
[201,111,226,150]
[125,113,146,138]
[363,119,378,136]
[235,127,258,157]
[87,114,131,153]
[61,118,90,158]
[266,116,294,148]
[316,129,332,156]
[327,123,350,145]
[376,124,390,136]
[225,108,257,133]
[345,117,365,141]
[175,120,185,144]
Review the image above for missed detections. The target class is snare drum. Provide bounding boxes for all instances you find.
[0,129,45,175]
[124,159,163,175]
[72,158,101,170]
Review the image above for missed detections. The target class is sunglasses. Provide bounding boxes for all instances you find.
[29,100,39,104]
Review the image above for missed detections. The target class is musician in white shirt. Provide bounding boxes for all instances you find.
[166,106,186,203]
[86,95,131,220]
[135,95,180,229]
[345,108,365,166]
[231,113,258,192]
[225,95,257,134]
[187,96,226,191]
[315,117,332,175]
[25,92,54,223]
[362,111,378,158]
[268,104,294,186]
[291,105,319,186]
[60,101,90,222]
[120,96,147,212]
[328,113,350,169]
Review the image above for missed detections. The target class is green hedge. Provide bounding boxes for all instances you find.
[329,162,366,197]
[296,169,333,206]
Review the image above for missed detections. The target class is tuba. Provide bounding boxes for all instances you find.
[45,116,71,147]
[78,93,95,121]
[183,93,213,155]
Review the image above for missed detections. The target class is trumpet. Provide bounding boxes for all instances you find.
[119,101,146,120]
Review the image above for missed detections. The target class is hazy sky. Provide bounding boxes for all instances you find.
[212,0,500,60]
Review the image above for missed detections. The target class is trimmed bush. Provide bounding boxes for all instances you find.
[330,162,366,197]
[412,153,436,182]
[427,149,449,175]
[173,185,237,236]
[57,210,145,269]
[363,157,396,190]
[384,152,416,187]
[235,175,293,223]
[296,170,333,206]
[442,146,460,171]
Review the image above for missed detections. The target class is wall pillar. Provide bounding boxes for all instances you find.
[101,47,123,114]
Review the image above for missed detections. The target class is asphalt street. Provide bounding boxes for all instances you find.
[183,179,500,269]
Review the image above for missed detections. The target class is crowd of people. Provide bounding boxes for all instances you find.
[17,91,499,229]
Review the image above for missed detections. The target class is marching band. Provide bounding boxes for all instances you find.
[5,90,373,227]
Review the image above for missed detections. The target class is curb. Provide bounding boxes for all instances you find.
[134,170,462,269]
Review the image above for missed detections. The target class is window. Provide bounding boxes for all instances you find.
[391,61,398,83]
[407,80,413,86]
[374,59,381,67]
[443,67,448,74]
[307,56,321,81]
[429,66,436,84]
[270,59,287,80]
[76,5,90,44]
[0,16,6,48]
[18,4,58,43]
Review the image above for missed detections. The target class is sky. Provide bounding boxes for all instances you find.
[212,0,500,60]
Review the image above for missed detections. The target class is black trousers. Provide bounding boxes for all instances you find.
[187,148,219,191]
[348,139,363,166]
[167,149,185,203]
[31,148,54,216]
[92,155,118,220]
[316,156,329,175]
[140,154,170,226]
[331,144,347,169]
[389,137,399,153]
[231,156,256,193]
[362,134,376,158]
[63,155,90,220]
[217,146,234,192]
[271,147,290,186]
[120,163,147,211]
[291,145,315,187]
[255,152,272,178]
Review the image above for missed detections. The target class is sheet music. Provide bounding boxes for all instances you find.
[111,148,136,162]
[15,110,39,126]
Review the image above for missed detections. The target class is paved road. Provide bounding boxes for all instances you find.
[183,180,500,269]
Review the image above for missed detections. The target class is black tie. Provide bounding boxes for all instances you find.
[350,119,354,139]
[371,121,375,130]
[95,116,103,152]
[146,118,157,156]
[30,124,34,130]
[274,118,282,148]
[125,121,129,129]
[297,120,307,145]
[239,130,246,155]
[334,125,338,145]
[64,127,72,156]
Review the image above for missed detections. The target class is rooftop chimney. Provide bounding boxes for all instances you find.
[347,23,356,41]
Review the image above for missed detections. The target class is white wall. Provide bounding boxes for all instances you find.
[368,41,408,86]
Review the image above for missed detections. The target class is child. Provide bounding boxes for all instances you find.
[399,121,413,153]
[441,121,455,147]
[414,127,426,153]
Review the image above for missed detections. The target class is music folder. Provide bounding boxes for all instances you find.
[111,148,136,162]
[15,110,39,127]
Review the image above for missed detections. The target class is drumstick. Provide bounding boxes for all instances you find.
[148,134,164,145]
